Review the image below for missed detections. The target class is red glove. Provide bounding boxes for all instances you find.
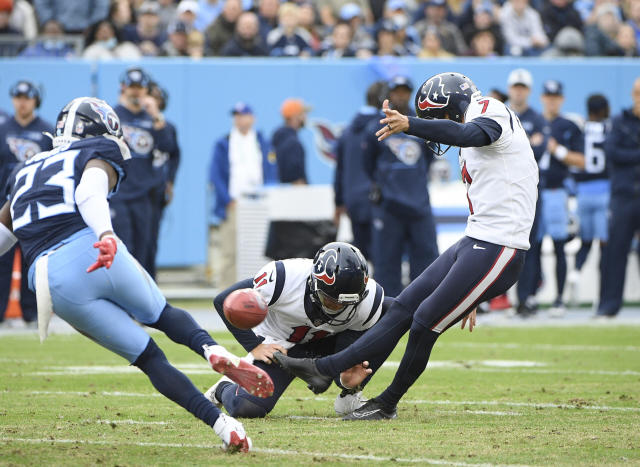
[86,236,118,273]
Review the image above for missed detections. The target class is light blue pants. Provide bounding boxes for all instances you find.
[539,188,569,241]
[29,228,166,363]
[576,183,610,241]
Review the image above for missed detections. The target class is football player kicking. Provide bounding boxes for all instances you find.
[274,72,538,420]
[0,97,274,452]
[204,242,392,418]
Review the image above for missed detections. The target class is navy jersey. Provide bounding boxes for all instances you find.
[8,136,128,268]
[0,116,53,192]
[151,119,180,189]
[112,104,173,200]
[572,120,609,183]
[516,107,550,162]
[539,115,584,189]
[0,109,8,126]
[363,118,434,217]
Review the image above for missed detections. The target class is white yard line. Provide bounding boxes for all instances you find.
[440,342,640,352]
[0,436,530,467]
[90,419,168,425]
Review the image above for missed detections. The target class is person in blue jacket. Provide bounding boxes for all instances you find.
[0,80,52,327]
[208,102,278,288]
[364,76,438,297]
[596,78,640,318]
[110,67,174,274]
[333,80,387,260]
[271,98,310,184]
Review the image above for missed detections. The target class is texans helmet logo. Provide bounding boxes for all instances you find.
[417,76,450,111]
[89,100,120,135]
[313,249,338,285]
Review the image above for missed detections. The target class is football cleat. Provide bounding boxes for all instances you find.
[203,345,274,398]
[334,389,367,415]
[204,376,232,408]
[342,398,398,421]
[548,299,566,318]
[272,352,332,394]
[213,413,252,453]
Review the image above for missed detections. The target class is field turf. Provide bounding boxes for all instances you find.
[1,325,639,466]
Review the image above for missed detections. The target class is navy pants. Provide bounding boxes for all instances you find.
[147,187,166,279]
[598,195,640,316]
[0,246,37,322]
[517,191,542,304]
[350,220,372,262]
[110,195,154,274]
[372,206,439,297]
[218,328,387,418]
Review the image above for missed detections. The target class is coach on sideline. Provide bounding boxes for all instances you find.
[596,78,640,318]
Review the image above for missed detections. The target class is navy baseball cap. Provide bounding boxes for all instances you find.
[427,0,446,7]
[542,80,563,96]
[120,67,151,87]
[10,80,39,99]
[231,102,253,115]
[388,76,413,92]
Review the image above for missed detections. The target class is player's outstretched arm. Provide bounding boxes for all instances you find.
[0,201,17,257]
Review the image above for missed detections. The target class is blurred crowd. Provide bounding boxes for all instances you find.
[0,0,639,58]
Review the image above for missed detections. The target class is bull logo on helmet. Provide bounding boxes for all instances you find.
[313,249,338,285]
[89,100,120,135]
[417,75,450,111]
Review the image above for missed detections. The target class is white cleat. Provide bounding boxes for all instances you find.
[203,344,274,398]
[204,376,232,408]
[213,413,252,453]
[334,390,368,415]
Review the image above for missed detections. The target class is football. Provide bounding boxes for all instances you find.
[223,288,268,330]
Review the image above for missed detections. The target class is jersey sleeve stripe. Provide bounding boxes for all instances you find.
[362,283,383,326]
[268,260,286,306]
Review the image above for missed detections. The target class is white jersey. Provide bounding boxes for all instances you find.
[460,94,539,250]
[251,259,384,349]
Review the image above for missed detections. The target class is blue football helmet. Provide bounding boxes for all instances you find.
[53,97,122,148]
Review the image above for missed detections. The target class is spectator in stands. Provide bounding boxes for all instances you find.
[221,11,268,56]
[187,29,206,57]
[257,0,279,43]
[540,0,583,43]
[374,19,404,55]
[0,0,21,54]
[194,0,222,31]
[418,26,455,57]
[109,0,135,33]
[122,1,167,56]
[390,10,421,55]
[414,0,467,55]
[33,0,110,34]
[339,3,375,54]
[542,26,585,56]
[205,0,242,55]
[298,2,325,54]
[177,0,199,31]
[9,0,37,40]
[500,0,549,56]
[333,81,386,260]
[0,80,52,328]
[208,102,277,287]
[626,0,640,54]
[366,76,438,297]
[272,98,310,184]
[83,19,141,59]
[469,27,499,56]
[157,0,178,31]
[596,78,640,318]
[267,2,312,57]
[616,23,639,55]
[540,80,586,317]
[19,19,76,57]
[317,0,372,27]
[585,3,624,55]
[506,68,549,317]
[463,3,504,55]
[160,20,190,56]
[320,20,356,56]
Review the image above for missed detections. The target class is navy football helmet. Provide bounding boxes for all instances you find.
[308,242,369,325]
[52,97,123,148]
[415,72,479,156]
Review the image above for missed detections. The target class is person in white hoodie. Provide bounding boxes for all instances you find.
[500,0,549,55]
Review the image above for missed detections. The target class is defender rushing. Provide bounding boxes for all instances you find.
[274,72,538,420]
[205,242,391,418]
[0,97,274,451]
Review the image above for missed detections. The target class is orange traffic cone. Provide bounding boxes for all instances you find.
[5,248,22,319]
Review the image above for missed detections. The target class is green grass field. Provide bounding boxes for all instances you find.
[1,325,639,466]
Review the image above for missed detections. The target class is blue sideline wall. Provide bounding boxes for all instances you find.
[0,58,638,267]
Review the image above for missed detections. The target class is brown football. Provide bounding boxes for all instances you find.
[223,288,268,330]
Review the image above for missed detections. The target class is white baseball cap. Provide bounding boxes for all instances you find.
[507,68,533,88]
[177,0,199,15]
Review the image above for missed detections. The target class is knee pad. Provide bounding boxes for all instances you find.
[228,396,269,419]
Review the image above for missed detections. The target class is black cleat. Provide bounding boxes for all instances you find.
[272,352,332,394]
[342,398,397,421]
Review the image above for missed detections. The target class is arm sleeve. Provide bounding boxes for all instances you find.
[333,136,345,206]
[152,124,174,154]
[209,140,231,219]
[361,127,379,178]
[213,278,265,353]
[406,117,502,147]
[75,166,114,239]
[167,125,180,184]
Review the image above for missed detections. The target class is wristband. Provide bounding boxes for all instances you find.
[553,145,568,161]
